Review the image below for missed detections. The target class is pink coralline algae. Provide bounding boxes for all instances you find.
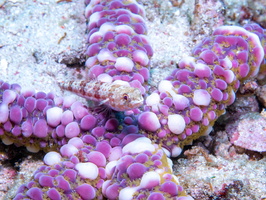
[228,112,266,152]
[0,0,266,199]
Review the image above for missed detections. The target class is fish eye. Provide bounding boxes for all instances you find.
[123,93,129,101]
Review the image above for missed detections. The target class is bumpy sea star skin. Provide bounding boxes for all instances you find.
[59,0,153,111]
[138,24,265,156]
[83,0,152,95]
[0,79,191,199]
[0,80,121,153]
[13,134,190,199]
[0,0,266,199]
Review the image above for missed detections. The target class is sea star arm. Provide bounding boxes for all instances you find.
[138,23,265,156]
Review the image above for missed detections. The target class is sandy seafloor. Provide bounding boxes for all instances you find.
[0,0,266,199]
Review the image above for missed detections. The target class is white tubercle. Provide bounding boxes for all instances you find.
[105,160,118,179]
[97,73,113,83]
[167,114,186,135]
[115,25,134,35]
[115,57,134,72]
[89,31,103,43]
[68,137,84,149]
[118,187,139,200]
[75,162,99,180]
[112,80,130,87]
[88,12,101,26]
[193,89,211,106]
[158,80,177,98]
[44,151,62,166]
[85,56,97,68]
[122,137,155,154]
[97,49,117,62]
[224,69,235,84]
[60,144,78,157]
[139,171,161,189]
[146,93,160,106]
[85,0,101,18]
[171,146,182,157]
[46,107,63,127]
[3,90,16,104]
[133,50,149,66]
[99,22,115,34]
[0,104,8,123]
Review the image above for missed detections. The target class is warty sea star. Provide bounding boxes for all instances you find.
[0,0,266,200]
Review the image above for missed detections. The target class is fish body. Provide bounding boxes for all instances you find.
[59,80,143,111]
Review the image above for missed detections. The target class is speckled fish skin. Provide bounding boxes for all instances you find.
[59,80,144,111]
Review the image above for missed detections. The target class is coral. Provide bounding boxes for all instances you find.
[0,0,266,199]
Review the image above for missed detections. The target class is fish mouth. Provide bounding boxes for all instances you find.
[131,98,144,108]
